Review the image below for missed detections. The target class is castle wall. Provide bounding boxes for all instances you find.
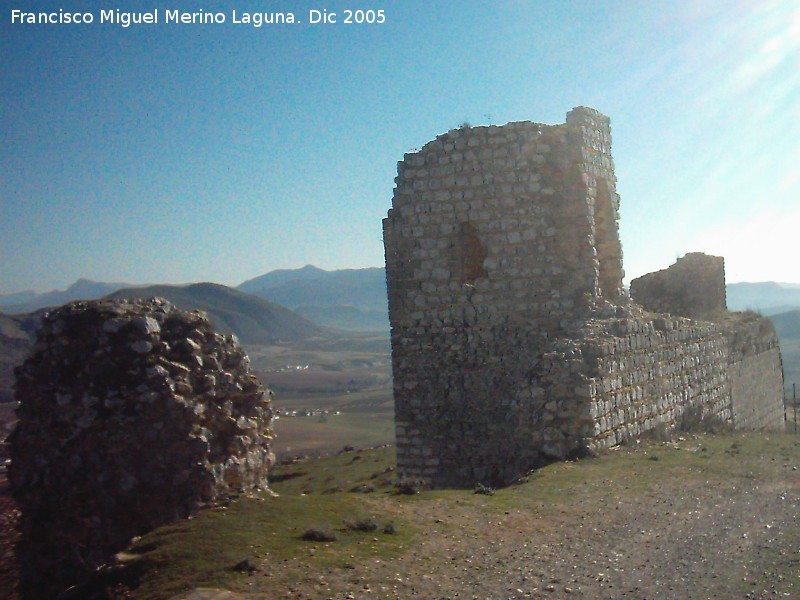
[580,317,731,449]
[724,315,785,429]
[384,107,785,488]
[548,314,784,454]
[10,298,275,597]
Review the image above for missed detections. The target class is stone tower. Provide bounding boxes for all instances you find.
[383,108,625,486]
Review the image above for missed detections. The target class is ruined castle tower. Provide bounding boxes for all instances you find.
[383,108,625,486]
[384,108,784,488]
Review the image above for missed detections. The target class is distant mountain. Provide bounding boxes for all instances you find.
[239,265,389,332]
[1,278,131,314]
[771,310,800,341]
[295,305,390,332]
[105,282,324,344]
[0,290,37,307]
[239,264,329,292]
[726,282,800,315]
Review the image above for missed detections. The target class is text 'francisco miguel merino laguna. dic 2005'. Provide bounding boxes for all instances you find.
[10,8,388,27]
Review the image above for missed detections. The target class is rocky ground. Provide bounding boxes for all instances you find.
[239,436,800,600]
[263,459,798,599]
[0,402,19,599]
[0,483,19,600]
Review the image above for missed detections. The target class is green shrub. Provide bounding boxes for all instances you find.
[678,404,733,434]
[394,478,424,495]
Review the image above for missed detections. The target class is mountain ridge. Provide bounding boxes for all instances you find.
[104,283,324,344]
[0,279,133,314]
[237,265,388,331]
[5,271,800,332]
[726,282,800,315]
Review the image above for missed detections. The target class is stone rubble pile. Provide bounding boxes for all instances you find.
[9,297,274,598]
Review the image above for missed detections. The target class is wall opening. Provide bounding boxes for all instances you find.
[452,222,488,284]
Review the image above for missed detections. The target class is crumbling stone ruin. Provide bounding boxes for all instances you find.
[630,252,727,319]
[383,107,785,488]
[9,298,274,598]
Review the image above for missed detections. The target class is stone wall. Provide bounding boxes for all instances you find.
[10,298,275,598]
[579,316,732,450]
[630,252,727,318]
[384,107,624,338]
[724,313,786,429]
[384,107,785,489]
[384,107,626,486]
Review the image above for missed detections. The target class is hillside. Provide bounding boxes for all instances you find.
[294,305,389,332]
[0,279,131,314]
[771,310,800,392]
[239,265,389,332]
[727,282,800,315]
[771,310,800,339]
[105,283,325,345]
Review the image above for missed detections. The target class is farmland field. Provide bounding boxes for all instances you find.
[244,332,394,457]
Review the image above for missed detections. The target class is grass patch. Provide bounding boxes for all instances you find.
[113,446,409,599]
[271,445,396,495]
[121,493,413,599]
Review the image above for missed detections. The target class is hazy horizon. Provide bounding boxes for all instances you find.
[2,264,800,299]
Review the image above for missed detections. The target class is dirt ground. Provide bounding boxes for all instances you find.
[285,477,799,600]
[256,437,800,600]
[0,403,19,599]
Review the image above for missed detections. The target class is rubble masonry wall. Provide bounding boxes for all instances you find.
[10,298,275,598]
[630,252,727,318]
[384,107,623,486]
[725,315,785,429]
[578,317,731,450]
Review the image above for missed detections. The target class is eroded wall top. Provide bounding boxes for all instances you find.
[630,252,727,319]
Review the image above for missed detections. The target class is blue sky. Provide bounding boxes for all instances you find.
[2,0,799,294]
